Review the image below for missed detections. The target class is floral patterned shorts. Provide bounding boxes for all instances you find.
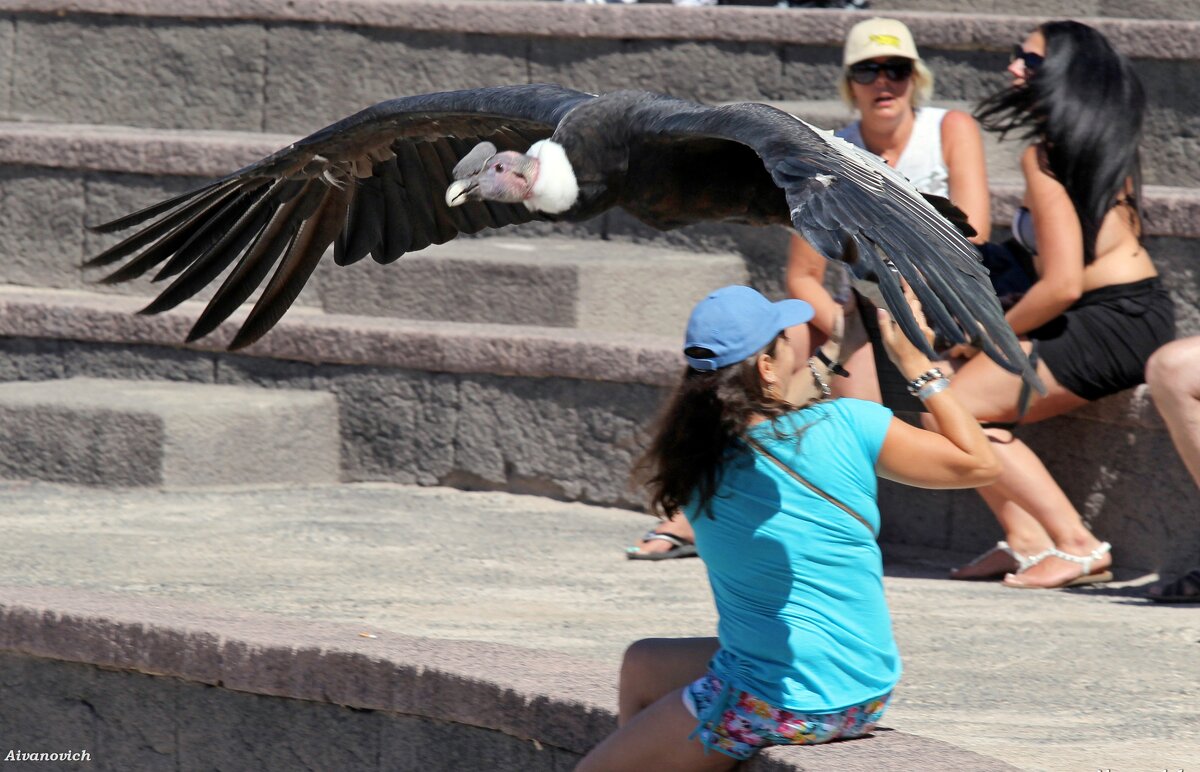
[682,673,891,760]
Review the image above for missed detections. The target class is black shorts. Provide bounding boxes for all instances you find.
[1029,277,1175,401]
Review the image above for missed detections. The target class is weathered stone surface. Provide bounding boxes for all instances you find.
[0,588,1021,770]
[10,18,266,130]
[60,340,217,383]
[0,378,340,487]
[452,374,660,507]
[0,19,14,117]
[531,37,785,103]
[321,365,460,486]
[177,680,382,771]
[0,401,165,486]
[317,237,747,335]
[0,168,84,289]
[0,337,66,381]
[262,25,530,134]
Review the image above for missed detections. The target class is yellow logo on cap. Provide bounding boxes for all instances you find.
[869,33,902,48]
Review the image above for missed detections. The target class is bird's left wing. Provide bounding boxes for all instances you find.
[622,97,1039,387]
[86,84,593,349]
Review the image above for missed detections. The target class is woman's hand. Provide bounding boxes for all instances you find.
[876,284,937,380]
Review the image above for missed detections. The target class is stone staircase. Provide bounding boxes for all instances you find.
[0,1,1196,576]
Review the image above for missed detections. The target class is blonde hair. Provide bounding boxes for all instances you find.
[838,58,935,110]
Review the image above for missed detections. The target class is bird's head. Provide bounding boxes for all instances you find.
[446,143,538,207]
[445,139,578,214]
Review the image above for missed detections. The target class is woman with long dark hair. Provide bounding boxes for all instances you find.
[577,285,999,770]
[941,21,1175,588]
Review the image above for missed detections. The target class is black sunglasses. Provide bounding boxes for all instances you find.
[848,59,914,85]
[1011,45,1044,73]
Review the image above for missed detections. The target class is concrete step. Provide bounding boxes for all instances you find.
[0,3,1195,185]
[315,237,747,335]
[870,0,1200,21]
[0,377,340,487]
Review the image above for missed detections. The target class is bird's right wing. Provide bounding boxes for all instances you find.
[86,84,594,349]
[621,96,1039,388]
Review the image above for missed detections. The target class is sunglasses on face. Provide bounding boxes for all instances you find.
[1011,45,1045,73]
[847,59,914,85]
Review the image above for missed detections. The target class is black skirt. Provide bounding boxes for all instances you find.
[1029,277,1176,401]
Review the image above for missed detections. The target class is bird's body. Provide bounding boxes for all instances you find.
[87,84,1037,385]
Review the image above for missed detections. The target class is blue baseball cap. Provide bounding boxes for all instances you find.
[684,285,815,371]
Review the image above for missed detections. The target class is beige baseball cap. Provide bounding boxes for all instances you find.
[843,18,920,67]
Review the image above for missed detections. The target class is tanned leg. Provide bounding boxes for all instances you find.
[577,637,728,772]
[931,343,1111,588]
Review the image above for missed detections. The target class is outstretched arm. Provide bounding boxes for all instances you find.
[874,293,1000,489]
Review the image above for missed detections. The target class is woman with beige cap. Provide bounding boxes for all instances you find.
[786,17,990,403]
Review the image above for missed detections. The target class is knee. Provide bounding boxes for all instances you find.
[620,638,662,682]
[1146,340,1197,401]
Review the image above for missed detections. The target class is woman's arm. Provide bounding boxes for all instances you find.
[785,234,842,336]
[940,110,991,245]
[1003,145,1085,335]
[873,300,1000,489]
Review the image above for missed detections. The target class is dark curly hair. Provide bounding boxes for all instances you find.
[974,20,1145,263]
[636,333,811,520]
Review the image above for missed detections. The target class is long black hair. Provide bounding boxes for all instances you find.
[637,333,802,520]
[975,20,1145,263]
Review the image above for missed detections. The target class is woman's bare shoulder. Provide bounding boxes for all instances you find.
[940,109,979,133]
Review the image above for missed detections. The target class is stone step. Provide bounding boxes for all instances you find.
[316,237,747,335]
[0,377,340,487]
[0,3,1195,185]
[870,0,1199,21]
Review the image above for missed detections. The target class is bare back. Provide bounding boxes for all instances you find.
[1082,201,1157,291]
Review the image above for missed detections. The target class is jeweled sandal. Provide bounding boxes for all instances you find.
[950,540,1047,580]
[1007,542,1113,589]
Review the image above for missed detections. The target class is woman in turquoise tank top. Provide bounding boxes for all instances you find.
[577,286,1000,770]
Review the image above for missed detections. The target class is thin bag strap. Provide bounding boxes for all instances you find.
[744,435,877,538]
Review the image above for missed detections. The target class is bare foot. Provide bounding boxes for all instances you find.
[1002,541,1113,589]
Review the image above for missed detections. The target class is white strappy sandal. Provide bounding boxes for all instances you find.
[1005,542,1113,589]
[950,540,1049,580]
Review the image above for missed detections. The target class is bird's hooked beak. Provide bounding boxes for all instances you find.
[445,178,478,207]
[445,148,539,207]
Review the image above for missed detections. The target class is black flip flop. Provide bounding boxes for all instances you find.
[626,530,698,561]
[1148,568,1200,603]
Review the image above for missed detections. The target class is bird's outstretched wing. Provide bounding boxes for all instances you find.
[616,95,1039,387]
[86,84,593,349]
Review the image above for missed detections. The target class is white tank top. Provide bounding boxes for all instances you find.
[836,107,950,198]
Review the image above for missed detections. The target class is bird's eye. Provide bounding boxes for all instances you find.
[495,163,505,172]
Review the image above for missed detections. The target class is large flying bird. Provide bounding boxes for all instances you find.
[87,84,1037,384]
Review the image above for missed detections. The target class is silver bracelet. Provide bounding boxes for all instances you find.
[917,377,951,401]
[905,367,945,396]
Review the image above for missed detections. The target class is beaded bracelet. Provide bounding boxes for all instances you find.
[916,377,951,401]
[905,368,945,396]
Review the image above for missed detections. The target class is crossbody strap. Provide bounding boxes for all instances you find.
[744,435,877,538]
